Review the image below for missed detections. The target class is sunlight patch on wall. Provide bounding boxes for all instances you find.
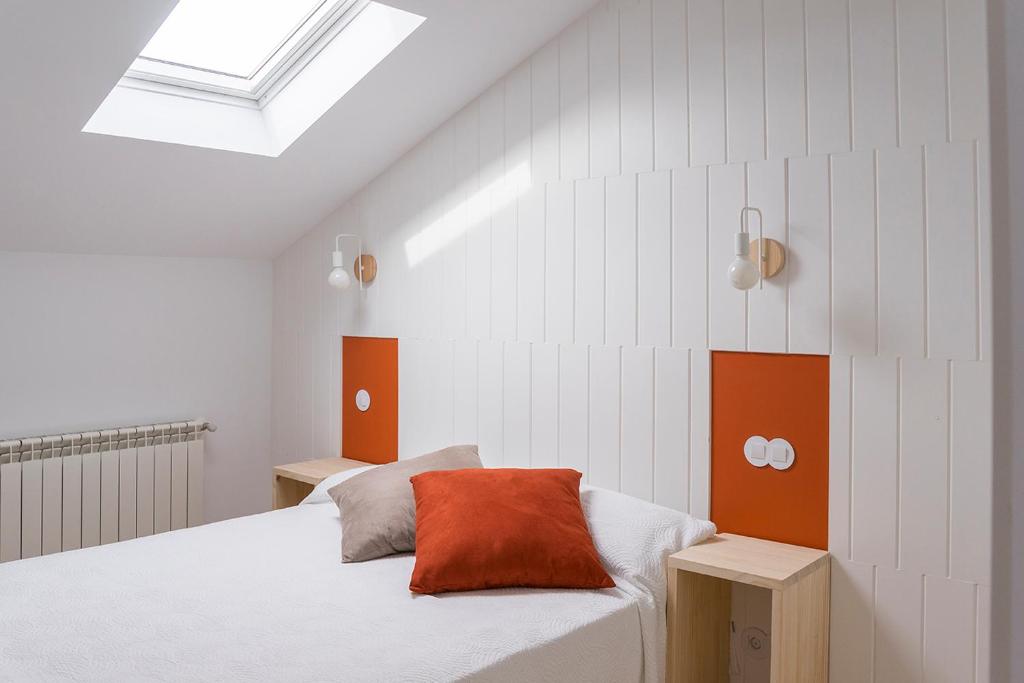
[404,162,532,267]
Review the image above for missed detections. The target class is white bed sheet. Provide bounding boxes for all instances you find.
[0,486,714,682]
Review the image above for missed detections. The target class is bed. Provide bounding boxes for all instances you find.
[0,483,714,682]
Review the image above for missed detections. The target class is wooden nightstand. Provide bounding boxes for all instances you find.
[272,457,372,510]
[666,533,830,683]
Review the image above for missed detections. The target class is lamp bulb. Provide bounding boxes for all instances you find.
[728,257,760,290]
[328,267,351,290]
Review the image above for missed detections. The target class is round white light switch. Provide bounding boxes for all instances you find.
[744,435,796,470]
[355,389,371,412]
[743,436,770,468]
[766,438,795,471]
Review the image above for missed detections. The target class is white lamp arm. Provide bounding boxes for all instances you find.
[739,207,765,289]
[333,233,367,290]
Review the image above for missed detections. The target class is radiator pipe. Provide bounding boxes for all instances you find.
[0,419,216,458]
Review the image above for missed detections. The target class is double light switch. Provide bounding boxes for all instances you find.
[743,436,795,471]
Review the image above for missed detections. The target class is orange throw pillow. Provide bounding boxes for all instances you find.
[408,468,615,594]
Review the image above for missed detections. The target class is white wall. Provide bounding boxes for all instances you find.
[988,0,1022,680]
[0,252,272,523]
[272,0,993,679]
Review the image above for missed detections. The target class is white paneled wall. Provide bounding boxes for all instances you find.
[272,0,992,680]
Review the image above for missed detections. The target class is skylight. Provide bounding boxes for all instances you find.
[139,0,325,79]
[84,1,425,156]
[124,0,370,103]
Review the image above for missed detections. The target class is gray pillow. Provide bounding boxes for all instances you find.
[328,445,482,562]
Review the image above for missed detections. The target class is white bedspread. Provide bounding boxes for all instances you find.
[0,486,713,682]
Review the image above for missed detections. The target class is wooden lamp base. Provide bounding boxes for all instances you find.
[751,238,786,279]
[354,254,378,285]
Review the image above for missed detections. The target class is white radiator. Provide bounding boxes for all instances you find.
[0,420,213,563]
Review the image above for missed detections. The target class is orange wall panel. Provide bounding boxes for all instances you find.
[341,336,398,464]
[710,351,829,550]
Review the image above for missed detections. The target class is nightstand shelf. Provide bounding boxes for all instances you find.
[666,533,830,683]
[272,457,372,510]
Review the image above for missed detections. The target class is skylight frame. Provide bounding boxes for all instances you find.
[85,1,426,157]
[136,1,330,80]
[124,0,368,105]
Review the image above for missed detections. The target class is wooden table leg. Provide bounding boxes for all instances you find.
[272,475,313,510]
[667,568,732,683]
[770,559,830,683]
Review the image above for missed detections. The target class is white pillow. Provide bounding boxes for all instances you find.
[299,465,377,505]
[578,484,715,683]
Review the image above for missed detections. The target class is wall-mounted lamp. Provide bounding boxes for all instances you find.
[329,234,378,290]
[729,207,786,291]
